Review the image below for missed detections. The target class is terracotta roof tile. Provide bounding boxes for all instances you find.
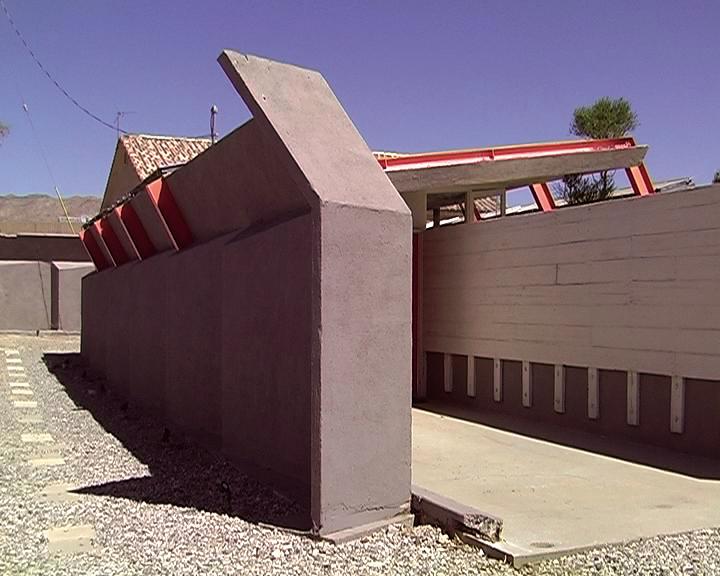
[121,134,212,180]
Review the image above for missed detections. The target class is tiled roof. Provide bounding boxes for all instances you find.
[121,134,212,180]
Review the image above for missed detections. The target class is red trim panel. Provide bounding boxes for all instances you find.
[626,163,654,196]
[79,228,110,270]
[529,182,556,212]
[119,202,156,259]
[146,178,193,249]
[99,216,130,266]
[377,137,639,170]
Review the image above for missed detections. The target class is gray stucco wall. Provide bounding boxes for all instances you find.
[0,260,51,331]
[82,213,313,508]
[50,262,94,332]
[0,234,89,262]
[83,51,411,536]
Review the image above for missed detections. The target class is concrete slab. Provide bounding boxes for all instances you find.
[9,381,30,388]
[29,456,65,467]
[21,433,53,443]
[45,524,96,554]
[38,484,81,503]
[412,408,720,560]
[13,400,37,408]
[11,388,33,396]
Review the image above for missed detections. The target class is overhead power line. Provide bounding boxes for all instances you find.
[0,0,126,134]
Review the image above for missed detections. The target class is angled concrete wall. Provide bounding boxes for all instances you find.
[422,184,720,456]
[51,262,95,331]
[82,52,412,536]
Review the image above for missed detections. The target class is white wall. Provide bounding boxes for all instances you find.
[423,185,720,381]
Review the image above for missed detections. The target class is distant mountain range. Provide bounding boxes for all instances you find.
[0,194,101,234]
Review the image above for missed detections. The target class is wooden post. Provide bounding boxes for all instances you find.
[588,367,599,420]
[444,353,453,393]
[554,364,566,413]
[467,355,476,397]
[522,361,532,407]
[493,358,503,402]
[627,371,639,426]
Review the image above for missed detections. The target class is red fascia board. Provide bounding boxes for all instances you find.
[145,178,193,250]
[79,227,110,270]
[99,216,130,266]
[119,202,156,259]
[377,137,638,171]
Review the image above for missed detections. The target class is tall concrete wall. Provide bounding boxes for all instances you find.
[422,184,720,456]
[82,52,412,536]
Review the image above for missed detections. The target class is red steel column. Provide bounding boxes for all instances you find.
[626,163,654,196]
[146,178,193,249]
[529,182,556,212]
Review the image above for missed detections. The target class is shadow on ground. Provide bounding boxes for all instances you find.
[44,352,311,532]
[416,400,720,481]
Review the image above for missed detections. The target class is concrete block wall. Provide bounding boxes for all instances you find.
[422,184,720,457]
[82,52,412,536]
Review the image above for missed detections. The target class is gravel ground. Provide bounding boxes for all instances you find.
[1,333,719,575]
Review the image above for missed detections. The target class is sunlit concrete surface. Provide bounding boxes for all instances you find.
[413,406,720,558]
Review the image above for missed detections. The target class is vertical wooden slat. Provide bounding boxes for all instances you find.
[588,367,599,419]
[627,371,640,426]
[493,358,503,402]
[670,375,685,434]
[467,355,476,397]
[522,360,532,407]
[554,364,566,413]
[444,353,453,393]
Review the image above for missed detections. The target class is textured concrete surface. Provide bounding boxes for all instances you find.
[83,51,412,536]
[0,234,89,262]
[413,408,720,558]
[50,262,94,332]
[0,260,51,331]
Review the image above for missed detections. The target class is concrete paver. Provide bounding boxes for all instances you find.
[413,408,720,558]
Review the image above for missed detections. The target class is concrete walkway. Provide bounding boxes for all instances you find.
[412,406,720,560]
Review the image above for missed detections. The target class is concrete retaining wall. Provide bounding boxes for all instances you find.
[422,184,720,456]
[82,52,412,536]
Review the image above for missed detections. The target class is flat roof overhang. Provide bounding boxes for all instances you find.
[378,138,649,195]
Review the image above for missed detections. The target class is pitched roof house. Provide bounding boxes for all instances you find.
[101,134,211,209]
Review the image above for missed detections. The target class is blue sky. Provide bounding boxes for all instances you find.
[1,0,718,197]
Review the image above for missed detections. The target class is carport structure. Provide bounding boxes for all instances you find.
[377,138,654,399]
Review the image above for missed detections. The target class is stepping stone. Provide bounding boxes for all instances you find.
[38,483,80,503]
[11,389,33,396]
[9,381,30,388]
[13,400,37,408]
[45,524,96,554]
[6,357,22,364]
[7,365,25,372]
[21,432,54,443]
[4,349,20,355]
[18,415,43,424]
[29,455,65,467]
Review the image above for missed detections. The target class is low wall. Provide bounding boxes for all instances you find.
[0,260,51,331]
[422,184,720,457]
[0,234,89,262]
[51,262,95,331]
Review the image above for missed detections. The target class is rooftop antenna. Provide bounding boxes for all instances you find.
[115,111,135,138]
[210,105,218,144]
